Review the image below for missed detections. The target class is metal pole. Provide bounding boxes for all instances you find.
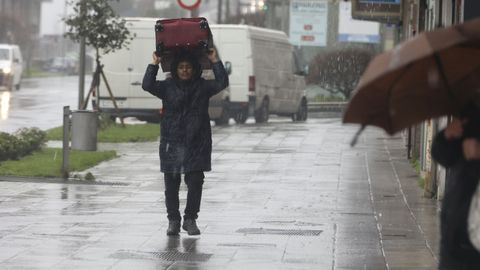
[78,0,86,109]
[191,7,199,17]
[62,106,71,179]
[225,0,230,22]
[427,119,439,198]
[407,127,412,159]
[217,0,223,23]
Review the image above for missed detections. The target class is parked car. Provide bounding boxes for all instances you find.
[0,44,23,91]
[46,57,78,75]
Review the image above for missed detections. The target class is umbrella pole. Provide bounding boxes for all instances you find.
[433,53,456,101]
[385,64,413,134]
[350,124,366,147]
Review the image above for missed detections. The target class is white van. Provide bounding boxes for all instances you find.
[96,17,230,124]
[0,44,23,91]
[210,25,308,123]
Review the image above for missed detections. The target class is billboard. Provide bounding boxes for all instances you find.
[338,2,380,43]
[352,0,402,23]
[289,0,328,47]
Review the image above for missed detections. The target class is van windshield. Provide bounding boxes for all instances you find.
[0,49,9,60]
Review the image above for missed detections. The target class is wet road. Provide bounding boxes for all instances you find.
[0,76,85,133]
[0,118,440,269]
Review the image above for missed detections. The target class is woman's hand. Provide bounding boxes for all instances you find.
[152,51,161,65]
[463,138,480,160]
[444,118,465,140]
[207,48,219,63]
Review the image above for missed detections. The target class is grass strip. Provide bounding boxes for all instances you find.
[46,123,160,142]
[0,148,116,178]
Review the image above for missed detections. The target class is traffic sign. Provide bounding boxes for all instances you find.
[177,0,201,10]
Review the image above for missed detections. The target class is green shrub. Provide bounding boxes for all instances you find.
[15,127,47,154]
[0,128,47,161]
[98,113,116,130]
[0,132,21,161]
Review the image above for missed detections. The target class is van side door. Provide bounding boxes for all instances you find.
[277,44,297,113]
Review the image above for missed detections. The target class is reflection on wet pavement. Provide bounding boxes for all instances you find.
[1,91,10,120]
[0,76,89,133]
[0,118,439,269]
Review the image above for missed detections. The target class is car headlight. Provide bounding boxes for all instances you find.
[2,67,11,74]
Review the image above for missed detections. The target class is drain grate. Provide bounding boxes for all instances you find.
[236,228,322,236]
[112,250,212,262]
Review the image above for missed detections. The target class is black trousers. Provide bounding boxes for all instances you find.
[439,166,480,270]
[164,172,204,221]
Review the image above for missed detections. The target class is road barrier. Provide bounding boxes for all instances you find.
[307,101,348,113]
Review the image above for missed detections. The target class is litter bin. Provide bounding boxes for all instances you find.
[71,110,98,151]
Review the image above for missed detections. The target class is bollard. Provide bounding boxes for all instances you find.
[62,106,71,178]
[71,110,98,151]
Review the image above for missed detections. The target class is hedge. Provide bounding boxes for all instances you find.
[0,128,47,162]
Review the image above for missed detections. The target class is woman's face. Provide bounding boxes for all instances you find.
[177,61,193,81]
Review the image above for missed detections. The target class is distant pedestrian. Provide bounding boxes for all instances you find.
[142,48,229,236]
[431,103,480,269]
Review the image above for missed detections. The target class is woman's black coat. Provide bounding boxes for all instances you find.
[142,61,229,173]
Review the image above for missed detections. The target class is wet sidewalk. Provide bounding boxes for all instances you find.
[0,118,440,269]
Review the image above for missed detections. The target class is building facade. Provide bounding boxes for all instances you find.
[401,0,479,199]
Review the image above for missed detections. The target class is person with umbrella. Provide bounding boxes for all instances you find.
[142,48,229,236]
[431,103,480,269]
[341,17,480,269]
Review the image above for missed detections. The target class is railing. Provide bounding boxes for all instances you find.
[307,101,348,113]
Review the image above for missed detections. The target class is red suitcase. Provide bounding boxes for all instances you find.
[155,17,214,72]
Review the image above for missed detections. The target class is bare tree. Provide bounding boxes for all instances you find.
[63,0,133,122]
[307,48,373,99]
[63,0,132,59]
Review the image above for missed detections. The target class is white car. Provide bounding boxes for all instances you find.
[0,44,23,91]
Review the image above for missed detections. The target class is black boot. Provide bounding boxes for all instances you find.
[166,220,181,236]
[182,219,200,235]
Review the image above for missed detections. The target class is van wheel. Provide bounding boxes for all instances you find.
[234,108,248,124]
[214,105,230,126]
[255,99,269,123]
[292,99,308,122]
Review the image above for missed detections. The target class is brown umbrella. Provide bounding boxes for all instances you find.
[343,18,480,145]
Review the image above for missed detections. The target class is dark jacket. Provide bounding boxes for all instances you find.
[432,126,480,269]
[142,60,229,173]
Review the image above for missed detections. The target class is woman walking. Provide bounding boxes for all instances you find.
[142,48,229,236]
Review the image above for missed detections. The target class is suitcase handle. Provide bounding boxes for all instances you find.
[156,19,208,31]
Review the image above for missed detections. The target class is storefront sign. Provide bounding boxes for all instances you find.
[352,0,402,23]
[339,2,380,43]
[289,0,328,46]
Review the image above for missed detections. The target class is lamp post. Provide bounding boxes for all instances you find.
[78,0,86,110]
